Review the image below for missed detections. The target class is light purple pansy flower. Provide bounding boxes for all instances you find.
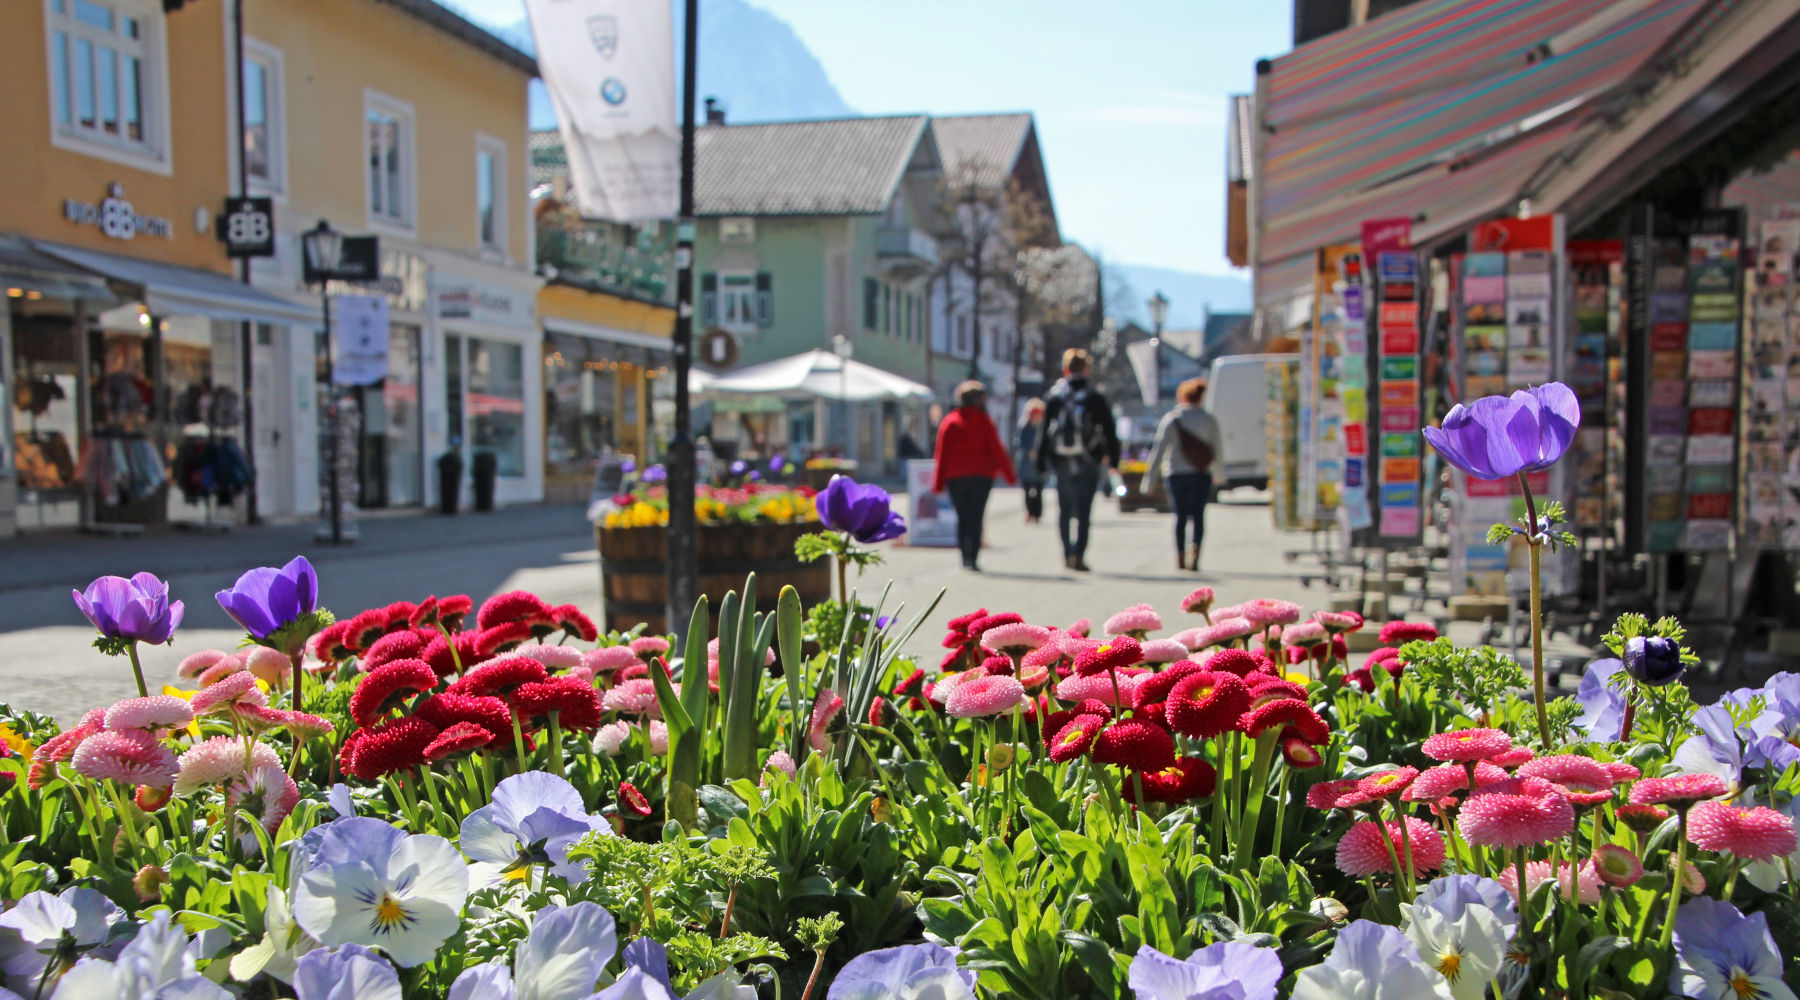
[1128,940,1283,1000]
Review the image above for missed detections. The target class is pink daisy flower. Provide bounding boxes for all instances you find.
[583,646,641,674]
[70,730,177,788]
[1336,817,1444,877]
[763,749,798,783]
[1137,639,1190,665]
[601,678,660,717]
[1518,754,1615,808]
[1209,603,1244,621]
[1055,672,1139,706]
[1021,642,1065,671]
[1065,618,1092,637]
[1459,776,1576,848]
[629,636,672,659]
[1183,618,1256,651]
[103,696,194,734]
[946,676,1026,718]
[1279,621,1327,646]
[173,737,281,794]
[1238,599,1301,627]
[1356,766,1419,800]
[198,656,248,687]
[1593,844,1644,888]
[1307,778,1374,811]
[1104,604,1163,637]
[189,672,262,716]
[1168,627,1206,651]
[512,643,584,669]
[1421,727,1513,762]
[176,649,233,680]
[1377,620,1439,645]
[1490,747,1535,770]
[226,764,300,845]
[1628,773,1727,810]
[1402,762,1511,804]
[928,668,983,708]
[809,688,845,751]
[1312,610,1363,633]
[243,647,293,686]
[282,711,335,742]
[1498,859,1600,905]
[1686,801,1799,862]
[980,623,1053,656]
[646,720,669,754]
[593,721,633,756]
[1602,761,1641,785]
[1180,588,1215,614]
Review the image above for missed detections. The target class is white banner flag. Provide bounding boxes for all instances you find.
[332,295,389,386]
[525,0,678,223]
[1124,338,1160,407]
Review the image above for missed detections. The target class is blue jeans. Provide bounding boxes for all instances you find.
[1168,472,1212,552]
[1053,461,1101,558]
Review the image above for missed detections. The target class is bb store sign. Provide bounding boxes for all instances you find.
[63,183,174,241]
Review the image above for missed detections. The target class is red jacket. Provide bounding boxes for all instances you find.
[932,405,1018,493]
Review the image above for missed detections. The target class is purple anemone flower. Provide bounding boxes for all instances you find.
[72,572,184,645]
[769,454,786,472]
[1422,382,1579,481]
[729,460,749,477]
[215,556,317,640]
[620,458,636,475]
[1623,635,1684,686]
[1128,941,1282,1000]
[641,465,667,484]
[816,476,907,543]
[1671,897,1794,1000]
[1574,658,1628,740]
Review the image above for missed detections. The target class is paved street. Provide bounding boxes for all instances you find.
[0,489,1587,723]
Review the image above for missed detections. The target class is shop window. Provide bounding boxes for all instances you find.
[242,40,285,192]
[863,277,879,331]
[755,272,773,327]
[467,338,525,477]
[719,272,757,333]
[366,92,414,229]
[699,273,717,327]
[543,332,621,477]
[476,134,506,253]
[46,0,168,169]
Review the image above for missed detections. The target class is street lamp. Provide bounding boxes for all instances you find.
[831,333,853,455]
[303,220,346,545]
[1146,291,1169,412]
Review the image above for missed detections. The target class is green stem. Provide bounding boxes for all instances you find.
[289,650,306,715]
[1392,801,1417,900]
[549,711,565,776]
[1001,703,1023,837]
[1658,814,1688,953]
[1106,669,1147,808]
[125,642,149,698]
[420,767,447,830]
[1271,766,1291,859]
[1518,474,1550,747]
[106,782,142,860]
[511,711,529,773]
[1235,731,1279,864]
[1516,847,1533,941]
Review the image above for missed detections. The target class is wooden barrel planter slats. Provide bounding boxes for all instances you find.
[800,467,851,491]
[595,520,831,635]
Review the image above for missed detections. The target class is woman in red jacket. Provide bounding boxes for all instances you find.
[932,381,1018,571]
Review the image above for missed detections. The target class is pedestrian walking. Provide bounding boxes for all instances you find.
[932,380,1017,572]
[1015,398,1047,523]
[1034,349,1119,572]
[1141,377,1223,571]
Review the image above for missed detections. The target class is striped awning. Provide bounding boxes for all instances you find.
[1257,0,1712,273]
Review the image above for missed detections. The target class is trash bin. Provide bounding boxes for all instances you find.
[473,451,498,512]
[437,452,463,514]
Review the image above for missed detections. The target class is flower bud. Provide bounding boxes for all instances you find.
[134,785,172,811]
[1622,636,1683,686]
[133,864,169,903]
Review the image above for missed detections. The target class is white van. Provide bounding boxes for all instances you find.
[1203,353,1297,492]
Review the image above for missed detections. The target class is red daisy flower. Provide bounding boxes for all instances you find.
[1091,719,1176,771]
[361,630,428,671]
[477,590,552,630]
[1337,817,1445,877]
[1246,676,1309,708]
[549,604,599,642]
[1046,713,1108,762]
[868,696,894,728]
[337,728,366,775]
[1343,668,1376,693]
[1628,773,1728,811]
[342,608,394,653]
[349,659,439,728]
[476,621,534,658]
[619,780,653,817]
[382,601,418,629]
[1166,672,1252,740]
[1073,636,1143,677]
[1686,801,1798,862]
[1281,732,1325,769]
[1132,757,1217,804]
[421,631,484,677]
[1593,844,1644,888]
[1356,766,1419,800]
[513,677,604,730]
[1421,728,1513,762]
[1133,660,1202,708]
[981,654,1016,676]
[309,622,355,664]
[345,717,438,781]
[415,693,514,745]
[423,721,494,761]
[939,647,971,673]
[1203,648,1259,677]
[436,595,474,631]
[1241,698,1328,744]
[1377,621,1439,645]
[407,596,441,631]
[946,608,989,634]
[967,613,1024,640]
[896,669,926,697]
[446,656,548,701]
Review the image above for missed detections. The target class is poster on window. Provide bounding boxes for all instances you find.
[905,459,955,547]
[332,295,390,386]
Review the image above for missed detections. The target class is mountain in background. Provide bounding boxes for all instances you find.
[501,0,857,131]
[1106,263,1252,328]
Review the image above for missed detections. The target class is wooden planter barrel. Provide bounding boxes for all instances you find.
[800,466,852,491]
[595,520,832,635]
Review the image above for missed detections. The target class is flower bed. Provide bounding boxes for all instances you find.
[5,459,1800,999]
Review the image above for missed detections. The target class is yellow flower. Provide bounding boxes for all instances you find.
[0,724,35,758]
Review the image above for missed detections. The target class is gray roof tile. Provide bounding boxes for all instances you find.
[931,113,1033,190]
[695,114,932,216]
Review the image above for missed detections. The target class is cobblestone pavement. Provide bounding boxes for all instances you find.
[0,488,1593,722]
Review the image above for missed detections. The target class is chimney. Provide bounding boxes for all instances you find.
[704,97,726,125]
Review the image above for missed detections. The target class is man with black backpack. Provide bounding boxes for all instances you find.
[1033,348,1120,572]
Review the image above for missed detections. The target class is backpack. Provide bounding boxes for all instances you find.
[1050,386,1106,460]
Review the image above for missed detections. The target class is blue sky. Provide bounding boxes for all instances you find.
[452,0,1290,278]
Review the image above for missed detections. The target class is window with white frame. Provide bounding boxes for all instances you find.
[475,135,506,252]
[366,93,414,228]
[718,272,757,333]
[45,0,165,163]
[242,40,284,191]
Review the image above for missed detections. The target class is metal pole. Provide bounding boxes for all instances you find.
[664,0,700,637]
[323,287,341,544]
[233,0,259,525]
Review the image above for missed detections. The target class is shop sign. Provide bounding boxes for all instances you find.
[218,197,276,258]
[698,328,739,369]
[63,183,173,241]
[318,247,428,315]
[437,283,526,325]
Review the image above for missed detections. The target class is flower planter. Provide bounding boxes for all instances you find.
[800,467,849,491]
[1115,470,1170,513]
[594,520,831,634]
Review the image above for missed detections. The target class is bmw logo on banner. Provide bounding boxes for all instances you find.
[600,77,628,106]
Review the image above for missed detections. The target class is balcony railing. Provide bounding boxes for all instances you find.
[875,225,940,277]
[537,221,673,304]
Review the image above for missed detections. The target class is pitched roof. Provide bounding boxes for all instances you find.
[383,0,536,75]
[931,113,1034,190]
[695,115,933,216]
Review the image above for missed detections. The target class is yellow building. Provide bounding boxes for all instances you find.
[0,0,540,535]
